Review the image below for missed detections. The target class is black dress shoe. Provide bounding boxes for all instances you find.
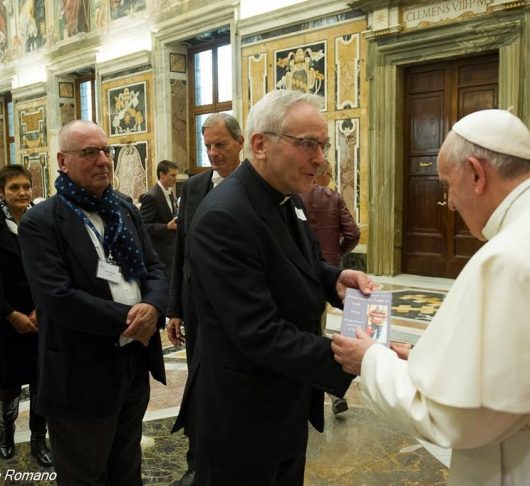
[0,444,14,459]
[332,397,349,415]
[178,469,196,486]
[31,437,53,467]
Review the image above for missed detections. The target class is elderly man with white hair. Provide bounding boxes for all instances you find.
[173,90,376,486]
[332,109,530,485]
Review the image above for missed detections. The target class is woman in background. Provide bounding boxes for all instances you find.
[0,164,52,467]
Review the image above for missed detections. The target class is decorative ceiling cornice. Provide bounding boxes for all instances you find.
[348,0,418,13]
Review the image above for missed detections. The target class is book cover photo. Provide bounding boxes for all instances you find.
[341,289,393,346]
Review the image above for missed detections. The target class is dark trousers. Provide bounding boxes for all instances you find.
[0,384,47,436]
[47,346,150,486]
[195,451,306,486]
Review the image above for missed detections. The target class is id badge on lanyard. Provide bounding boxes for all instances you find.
[96,254,121,283]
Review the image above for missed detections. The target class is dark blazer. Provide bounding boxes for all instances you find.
[19,196,167,419]
[139,183,176,272]
[174,161,352,467]
[167,169,212,364]
[115,190,133,203]
[0,210,38,388]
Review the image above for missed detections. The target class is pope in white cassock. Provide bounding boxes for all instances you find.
[332,109,530,486]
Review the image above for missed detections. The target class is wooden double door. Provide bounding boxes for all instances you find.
[402,54,498,278]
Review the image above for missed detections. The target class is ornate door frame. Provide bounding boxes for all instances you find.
[362,9,529,275]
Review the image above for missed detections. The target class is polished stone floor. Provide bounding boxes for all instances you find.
[2,275,452,485]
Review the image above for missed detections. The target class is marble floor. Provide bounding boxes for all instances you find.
[1,274,453,485]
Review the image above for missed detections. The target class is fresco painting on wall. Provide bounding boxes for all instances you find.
[19,0,46,52]
[108,82,147,136]
[0,1,11,63]
[19,105,47,149]
[110,0,146,20]
[275,42,326,105]
[336,118,360,222]
[94,0,107,28]
[22,151,48,198]
[113,142,148,202]
[57,0,90,40]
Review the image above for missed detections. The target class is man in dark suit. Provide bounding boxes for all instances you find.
[174,90,375,486]
[166,112,243,486]
[140,160,178,275]
[19,120,167,486]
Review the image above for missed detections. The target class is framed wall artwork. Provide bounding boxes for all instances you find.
[108,82,148,137]
[59,82,74,98]
[275,41,327,107]
[169,53,186,73]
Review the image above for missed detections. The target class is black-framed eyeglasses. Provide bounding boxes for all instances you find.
[264,132,331,157]
[62,146,115,161]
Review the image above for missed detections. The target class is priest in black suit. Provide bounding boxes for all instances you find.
[166,112,243,486]
[140,160,178,275]
[173,90,375,486]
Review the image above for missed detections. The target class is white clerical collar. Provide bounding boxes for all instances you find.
[482,178,530,240]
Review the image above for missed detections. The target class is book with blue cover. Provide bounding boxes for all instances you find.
[341,289,393,346]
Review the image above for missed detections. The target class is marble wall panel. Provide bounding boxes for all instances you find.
[336,117,360,222]
[113,141,148,202]
[18,103,47,149]
[248,53,267,110]
[101,69,155,189]
[59,102,75,125]
[335,33,360,110]
[170,79,188,171]
[241,17,369,245]
[22,151,48,198]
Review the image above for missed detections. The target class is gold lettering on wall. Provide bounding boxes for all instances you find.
[404,0,494,28]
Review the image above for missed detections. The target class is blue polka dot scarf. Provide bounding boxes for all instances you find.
[55,172,146,281]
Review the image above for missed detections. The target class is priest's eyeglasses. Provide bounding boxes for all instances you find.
[62,146,115,161]
[264,132,331,157]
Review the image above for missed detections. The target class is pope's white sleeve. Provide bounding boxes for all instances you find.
[361,344,530,449]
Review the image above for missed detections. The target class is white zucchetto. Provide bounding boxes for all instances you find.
[452,109,530,160]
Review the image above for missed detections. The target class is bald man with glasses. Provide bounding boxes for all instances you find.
[19,120,167,486]
[173,90,375,486]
